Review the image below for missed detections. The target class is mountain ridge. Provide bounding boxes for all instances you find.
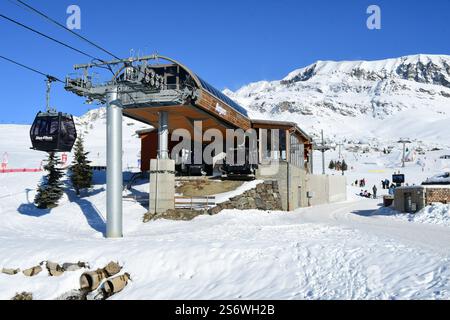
[224,54,450,145]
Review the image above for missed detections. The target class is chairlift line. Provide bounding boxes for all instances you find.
[0,54,64,83]
[14,0,121,60]
[0,13,99,61]
[0,55,77,153]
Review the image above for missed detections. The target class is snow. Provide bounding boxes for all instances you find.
[1,119,449,300]
[1,54,450,300]
[214,180,264,204]
[226,54,450,147]
[424,172,450,184]
[376,204,450,228]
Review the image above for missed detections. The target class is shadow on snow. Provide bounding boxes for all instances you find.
[66,186,106,236]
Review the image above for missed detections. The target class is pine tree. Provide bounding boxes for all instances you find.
[34,152,64,209]
[328,160,335,170]
[341,159,348,175]
[70,136,93,196]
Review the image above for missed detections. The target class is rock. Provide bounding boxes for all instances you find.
[11,292,33,300]
[46,261,64,277]
[255,197,266,210]
[63,262,89,272]
[22,265,43,277]
[2,268,20,275]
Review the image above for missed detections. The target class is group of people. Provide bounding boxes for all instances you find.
[356,177,399,199]
[359,185,378,199]
[355,179,366,188]
[353,178,378,199]
[383,177,398,195]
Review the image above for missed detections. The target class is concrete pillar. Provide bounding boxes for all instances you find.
[149,111,175,214]
[106,88,123,238]
[158,111,169,159]
[149,159,175,214]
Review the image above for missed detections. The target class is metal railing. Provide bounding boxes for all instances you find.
[175,196,216,210]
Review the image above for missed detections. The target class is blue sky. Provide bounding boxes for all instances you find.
[0,0,449,124]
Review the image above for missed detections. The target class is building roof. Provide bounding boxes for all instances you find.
[197,77,249,117]
[251,119,312,142]
[135,128,155,136]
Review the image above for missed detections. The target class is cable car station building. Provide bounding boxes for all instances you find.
[66,55,345,220]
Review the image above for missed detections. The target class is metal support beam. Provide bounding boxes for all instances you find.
[106,88,123,238]
[398,138,411,168]
[314,130,331,175]
[158,111,169,159]
[321,131,326,175]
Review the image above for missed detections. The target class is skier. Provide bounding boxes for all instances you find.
[388,184,395,195]
[372,185,377,199]
[381,180,386,189]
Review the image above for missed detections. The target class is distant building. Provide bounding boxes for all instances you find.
[394,173,450,213]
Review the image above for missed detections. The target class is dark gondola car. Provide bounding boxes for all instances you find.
[30,111,77,152]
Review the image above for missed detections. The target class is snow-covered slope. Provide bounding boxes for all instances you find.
[0,108,150,171]
[225,54,450,145]
[74,108,150,169]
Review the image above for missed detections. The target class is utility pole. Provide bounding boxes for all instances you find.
[398,138,411,168]
[337,142,344,159]
[314,130,332,175]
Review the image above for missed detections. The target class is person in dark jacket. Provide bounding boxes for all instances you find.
[372,185,378,199]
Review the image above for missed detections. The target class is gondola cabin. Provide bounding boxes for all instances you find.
[30,111,77,153]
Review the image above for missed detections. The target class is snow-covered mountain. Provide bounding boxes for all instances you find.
[224,54,450,145]
[73,107,149,168]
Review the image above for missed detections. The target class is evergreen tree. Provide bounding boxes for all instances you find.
[335,161,342,171]
[34,152,64,209]
[70,136,93,196]
[341,159,348,175]
[328,160,335,170]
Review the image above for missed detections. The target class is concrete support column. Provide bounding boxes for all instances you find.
[149,159,175,214]
[106,88,123,238]
[158,111,169,159]
[149,111,175,215]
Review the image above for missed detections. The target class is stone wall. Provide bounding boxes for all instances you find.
[256,161,308,211]
[426,187,450,204]
[208,180,283,215]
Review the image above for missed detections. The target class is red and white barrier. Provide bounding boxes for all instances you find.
[0,168,42,174]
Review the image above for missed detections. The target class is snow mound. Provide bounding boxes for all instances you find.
[423,172,450,185]
[410,203,450,227]
[376,204,450,227]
